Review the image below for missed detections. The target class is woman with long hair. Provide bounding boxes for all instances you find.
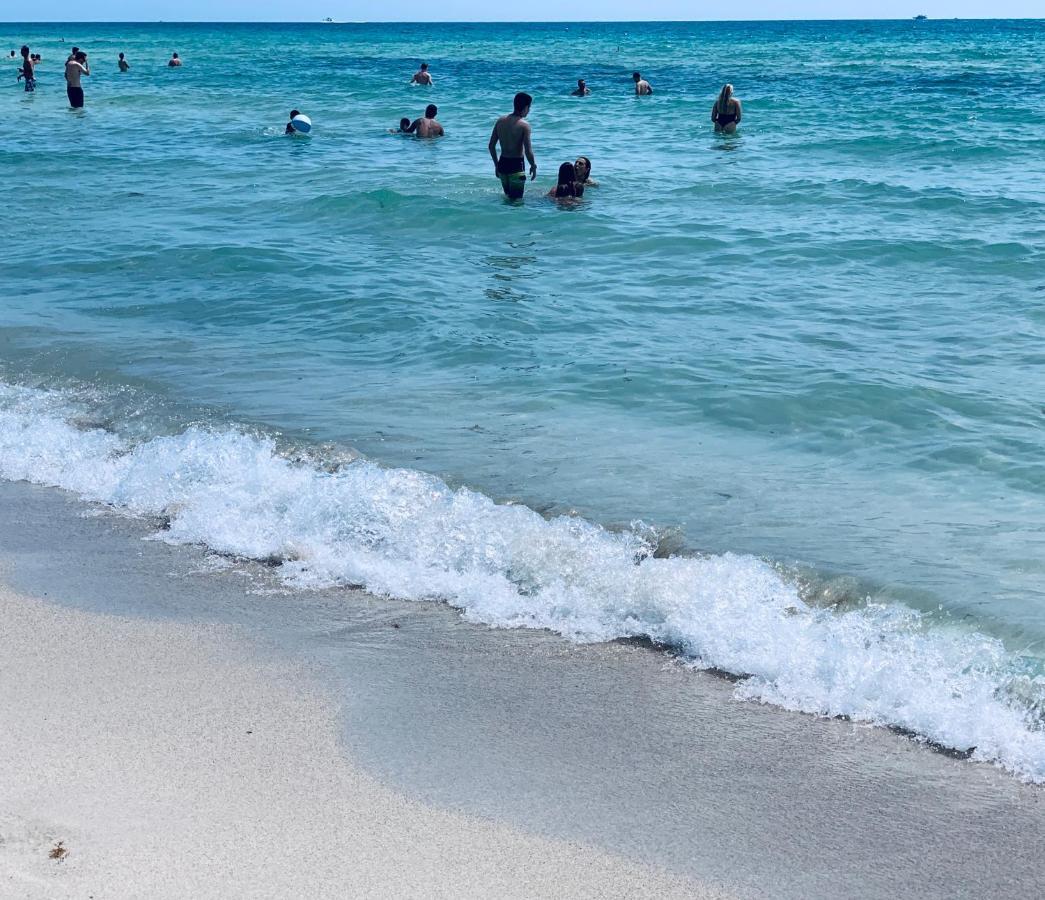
[574,156,597,187]
[548,162,585,201]
[712,83,742,134]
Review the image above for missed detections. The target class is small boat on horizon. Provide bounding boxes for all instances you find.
[914,14,928,19]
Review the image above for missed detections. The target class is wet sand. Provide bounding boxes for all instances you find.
[0,588,713,899]
[0,480,1042,898]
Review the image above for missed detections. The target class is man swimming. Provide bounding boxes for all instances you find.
[571,79,590,96]
[168,52,182,67]
[488,92,537,201]
[632,71,653,95]
[65,50,89,108]
[411,62,433,85]
[118,52,129,72]
[407,104,444,137]
[285,109,301,134]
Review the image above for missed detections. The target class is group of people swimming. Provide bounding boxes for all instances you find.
[12,44,183,108]
[13,46,743,203]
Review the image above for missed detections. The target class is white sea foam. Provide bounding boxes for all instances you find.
[1,381,1043,782]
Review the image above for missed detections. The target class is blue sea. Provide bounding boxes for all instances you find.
[2,19,1044,780]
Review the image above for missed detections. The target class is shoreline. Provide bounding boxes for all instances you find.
[1,478,1043,898]
[0,587,713,899]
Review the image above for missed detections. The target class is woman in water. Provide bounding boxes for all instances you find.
[548,162,585,201]
[574,156,598,187]
[711,83,742,134]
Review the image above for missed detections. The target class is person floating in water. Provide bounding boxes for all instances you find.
[411,62,433,85]
[390,117,412,133]
[285,109,302,134]
[632,71,653,95]
[711,83,741,133]
[489,92,537,201]
[571,78,590,96]
[547,161,585,201]
[168,52,182,67]
[18,45,35,92]
[65,50,89,108]
[406,104,443,137]
[118,52,129,72]
[574,155,597,187]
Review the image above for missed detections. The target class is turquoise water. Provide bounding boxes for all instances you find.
[2,21,1045,778]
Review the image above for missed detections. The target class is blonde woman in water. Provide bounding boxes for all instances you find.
[711,83,742,133]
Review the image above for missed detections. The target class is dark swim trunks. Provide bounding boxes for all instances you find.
[67,85,84,108]
[496,156,526,197]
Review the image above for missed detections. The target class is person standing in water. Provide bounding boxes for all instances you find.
[571,78,590,96]
[168,52,182,67]
[65,50,89,108]
[118,52,129,72]
[406,104,443,137]
[632,71,653,95]
[411,62,433,85]
[488,92,537,201]
[18,45,35,92]
[711,83,742,133]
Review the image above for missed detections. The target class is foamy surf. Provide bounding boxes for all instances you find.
[1,380,1042,782]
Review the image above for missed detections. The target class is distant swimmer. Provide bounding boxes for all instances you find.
[407,104,443,137]
[632,71,653,95]
[574,156,597,187]
[547,161,584,201]
[118,52,129,72]
[411,62,433,85]
[389,117,412,133]
[65,50,89,108]
[168,52,182,67]
[571,78,590,96]
[711,83,741,133]
[488,92,537,201]
[285,109,301,134]
[18,45,34,92]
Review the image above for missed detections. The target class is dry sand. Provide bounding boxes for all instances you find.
[0,587,725,900]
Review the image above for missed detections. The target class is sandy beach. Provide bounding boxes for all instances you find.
[1,480,1043,899]
[0,585,716,899]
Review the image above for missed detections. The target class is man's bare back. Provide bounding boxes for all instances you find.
[413,116,443,137]
[492,115,529,159]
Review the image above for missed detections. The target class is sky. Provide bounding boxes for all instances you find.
[4,2,1043,22]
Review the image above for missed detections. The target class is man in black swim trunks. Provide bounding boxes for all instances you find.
[65,50,89,108]
[488,92,537,201]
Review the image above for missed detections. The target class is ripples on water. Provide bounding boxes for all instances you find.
[2,20,1045,777]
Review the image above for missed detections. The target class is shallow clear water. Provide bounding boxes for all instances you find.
[2,20,1045,779]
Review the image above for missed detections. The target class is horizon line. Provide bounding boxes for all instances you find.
[3,17,1044,24]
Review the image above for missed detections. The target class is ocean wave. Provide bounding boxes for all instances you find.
[1,380,1043,782]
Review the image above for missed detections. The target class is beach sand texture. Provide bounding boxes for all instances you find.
[0,587,720,900]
